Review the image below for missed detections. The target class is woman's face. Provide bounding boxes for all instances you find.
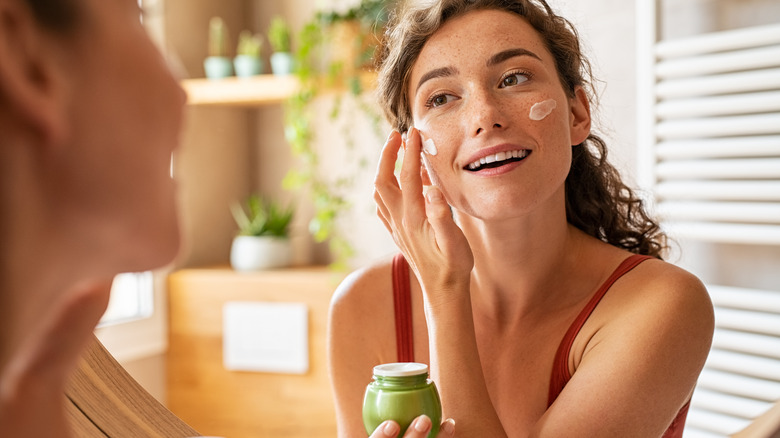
[407,9,590,222]
[54,0,186,271]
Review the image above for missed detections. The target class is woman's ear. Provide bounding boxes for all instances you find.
[569,86,592,146]
[0,0,68,147]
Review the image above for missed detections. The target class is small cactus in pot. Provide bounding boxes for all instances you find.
[268,16,294,75]
[204,16,233,79]
[234,30,264,78]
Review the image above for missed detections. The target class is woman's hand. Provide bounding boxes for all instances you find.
[369,415,456,438]
[373,128,473,300]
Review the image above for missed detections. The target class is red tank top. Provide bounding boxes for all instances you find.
[391,253,690,437]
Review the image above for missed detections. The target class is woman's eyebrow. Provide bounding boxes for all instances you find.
[414,48,542,95]
[415,66,459,94]
[487,48,542,66]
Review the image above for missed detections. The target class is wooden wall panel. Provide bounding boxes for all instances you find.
[167,266,345,438]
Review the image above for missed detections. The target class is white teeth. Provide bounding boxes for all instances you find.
[466,150,528,170]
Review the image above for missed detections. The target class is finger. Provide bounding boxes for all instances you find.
[439,418,456,437]
[374,188,391,221]
[398,127,426,221]
[375,203,392,234]
[374,131,404,219]
[370,420,400,438]
[425,186,465,257]
[402,415,432,437]
[375,131,403,194]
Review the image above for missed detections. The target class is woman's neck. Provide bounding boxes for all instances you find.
[0,151,81,381]
[457,202,593,324]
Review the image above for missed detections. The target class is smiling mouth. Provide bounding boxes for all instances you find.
[465,150,530,171]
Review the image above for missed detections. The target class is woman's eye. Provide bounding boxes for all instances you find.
[500,72,530,88]
[426,93,455,108]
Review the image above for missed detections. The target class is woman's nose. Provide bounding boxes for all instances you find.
[467,90,506,137]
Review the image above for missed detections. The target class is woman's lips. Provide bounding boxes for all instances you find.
[465,149,530,171]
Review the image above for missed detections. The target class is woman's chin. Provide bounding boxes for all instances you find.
[121,221,182,273]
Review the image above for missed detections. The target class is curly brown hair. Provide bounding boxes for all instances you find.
[376,0,667,258]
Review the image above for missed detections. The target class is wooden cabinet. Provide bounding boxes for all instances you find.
[167,266,346,438]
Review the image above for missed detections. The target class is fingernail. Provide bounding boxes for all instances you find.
[382,421,399,436]
[414,415,432,433]
[386,131,396,144]
[441,418,456,434]
[401,131,408,142]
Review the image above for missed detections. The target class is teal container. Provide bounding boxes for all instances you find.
[363,363,442,437]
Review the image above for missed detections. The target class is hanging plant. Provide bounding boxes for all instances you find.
[283,0,393,270]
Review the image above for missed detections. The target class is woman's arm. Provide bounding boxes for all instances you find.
[535,264,714,436]
[373,129,507,436]
[329,266,394,437]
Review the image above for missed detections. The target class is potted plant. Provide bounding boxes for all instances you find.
[204,16,233,79]
[230,195,295,271]
[234,30,264,77]
[283,0,394,269]
[268,16,294,75]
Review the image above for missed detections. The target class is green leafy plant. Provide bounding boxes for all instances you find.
[231,195,294,238]
[208,16,230,57]
[268,16,292,53]
[236,30,263,57]
[282,0,394,269]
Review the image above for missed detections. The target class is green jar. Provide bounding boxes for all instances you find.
[362,363,442,437]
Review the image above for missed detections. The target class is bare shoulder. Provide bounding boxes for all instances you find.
[556,257,715,435]
[587,256,715,366]
[330,258,395,322]
[328,257,397,367]
[627,257,713,322]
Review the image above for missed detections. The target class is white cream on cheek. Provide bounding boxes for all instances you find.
[411,123,438,156]
[529,99,557,121]
[422,138,438,156]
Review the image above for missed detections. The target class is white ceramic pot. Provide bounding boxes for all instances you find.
[233,55,263,78]
[230,236,292,271]
[203,56,233,79]
[270,52,294,75]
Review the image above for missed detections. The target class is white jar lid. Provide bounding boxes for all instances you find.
[373,362,428,377]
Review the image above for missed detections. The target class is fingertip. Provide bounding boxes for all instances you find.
[425,186,444,204]
[441,418,456,435]
[385,130,400,145]
[381,420,399,437]
[413,415,432,433]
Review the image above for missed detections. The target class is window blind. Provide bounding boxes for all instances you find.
[640,21,780,245]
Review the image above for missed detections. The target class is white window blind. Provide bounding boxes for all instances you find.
[638,18,780,245]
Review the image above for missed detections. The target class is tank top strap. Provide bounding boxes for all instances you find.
[547,254,653,406]
[392,253,415,363]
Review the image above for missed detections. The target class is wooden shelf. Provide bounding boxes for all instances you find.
[182,74,300,107]
[182,71,378,107]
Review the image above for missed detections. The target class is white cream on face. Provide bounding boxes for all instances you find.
[422,138,438,156]
[529,99,557,121]
[413,124,438,156]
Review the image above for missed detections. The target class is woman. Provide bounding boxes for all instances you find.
[0,0,185,435]
[328,0,714,437]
